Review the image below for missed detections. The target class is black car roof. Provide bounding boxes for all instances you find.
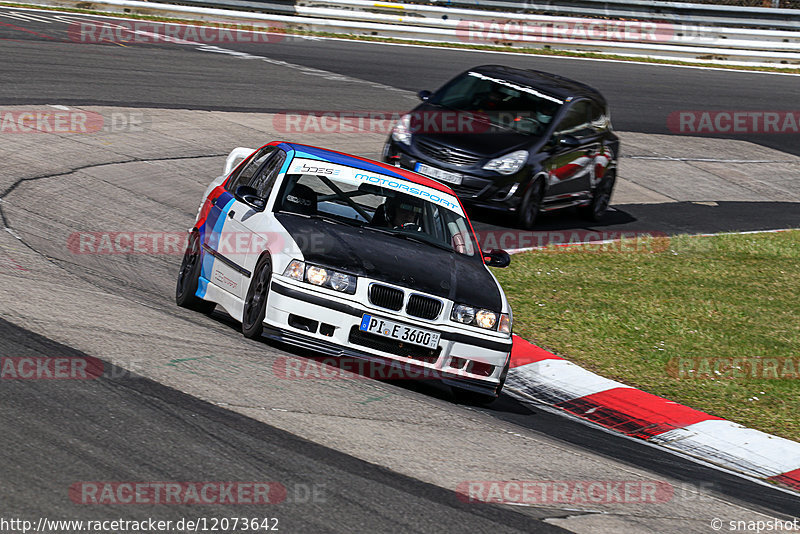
[468,65,606,104]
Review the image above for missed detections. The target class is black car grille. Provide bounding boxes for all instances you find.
[406,294,443,320]
[369,284,404,311]
[348,326,441,363]
[415,138,481,167]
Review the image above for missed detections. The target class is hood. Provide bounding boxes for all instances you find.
[275,213,502,311]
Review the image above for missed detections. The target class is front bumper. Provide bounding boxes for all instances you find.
[383,138,527,212]
[265,278,512,396]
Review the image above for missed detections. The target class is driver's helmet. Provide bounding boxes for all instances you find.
[385,194,424,228]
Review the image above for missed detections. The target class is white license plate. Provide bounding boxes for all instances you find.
[415,163,463,185]
[359,314,440,350]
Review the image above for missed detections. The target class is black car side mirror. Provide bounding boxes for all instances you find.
[556,134,581,148]
[234,185,266,212]
[418,90,432,101]
[484,249,511,268]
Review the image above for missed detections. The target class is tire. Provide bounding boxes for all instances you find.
[516,178,544,230]
[452,358,510,406]
[242,254,272,339]
[176,231,216,314]
[579,171,616,221]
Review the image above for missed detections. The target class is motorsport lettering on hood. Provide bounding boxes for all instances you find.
[288,158,463,215]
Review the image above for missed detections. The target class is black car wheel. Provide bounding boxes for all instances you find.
[176,231,216,314]
[516,179,544,230]
[242,255,272,339]
[580,171,616,221]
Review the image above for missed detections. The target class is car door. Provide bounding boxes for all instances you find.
[203,146,275,298]
[544,99,600,199]
[214,149,287,300]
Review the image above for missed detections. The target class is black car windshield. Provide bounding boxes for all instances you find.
[430,71,564,136]
[275,158,480,258]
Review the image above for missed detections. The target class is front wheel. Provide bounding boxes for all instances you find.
[176,231,215,314]
[242,255,272,339]
[516,179,544,230]
[579,172,616,221]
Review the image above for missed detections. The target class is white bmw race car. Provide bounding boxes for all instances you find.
[176,141,513,402]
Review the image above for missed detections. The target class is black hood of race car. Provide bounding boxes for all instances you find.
[275,213,503,312]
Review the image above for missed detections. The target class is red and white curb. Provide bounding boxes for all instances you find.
[506,335,800,493]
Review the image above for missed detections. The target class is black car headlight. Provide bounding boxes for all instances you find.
[482,150,528,175]
[451,304,511,334]
[283,260,357,294]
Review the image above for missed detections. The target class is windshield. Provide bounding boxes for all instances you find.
[275,158,479,257]
[430,71,564,136]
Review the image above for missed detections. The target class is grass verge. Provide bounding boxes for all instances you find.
[494,230,800,442]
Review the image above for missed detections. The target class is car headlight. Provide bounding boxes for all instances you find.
[451,304,509,333]
[498,313,511,334]
[451,304,476,325]
[391,114,412,145]
[475,309,497,329]
[282,260,357,294]
[306,265,329,286]
[283,259,304,281]
[482,150,528,175]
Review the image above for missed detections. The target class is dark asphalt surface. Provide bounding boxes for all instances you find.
[0,8,799,155]
[0,317,567,532]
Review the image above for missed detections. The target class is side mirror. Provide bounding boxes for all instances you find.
[483,249,511,268]
[234,185,266,211]
[556,134,581,148]
[418,90,432,101]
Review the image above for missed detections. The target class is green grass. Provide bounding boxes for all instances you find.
[494,230,800,442]
[3,1,799,74]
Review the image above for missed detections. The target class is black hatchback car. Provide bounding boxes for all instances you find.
[383,65,619,229]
